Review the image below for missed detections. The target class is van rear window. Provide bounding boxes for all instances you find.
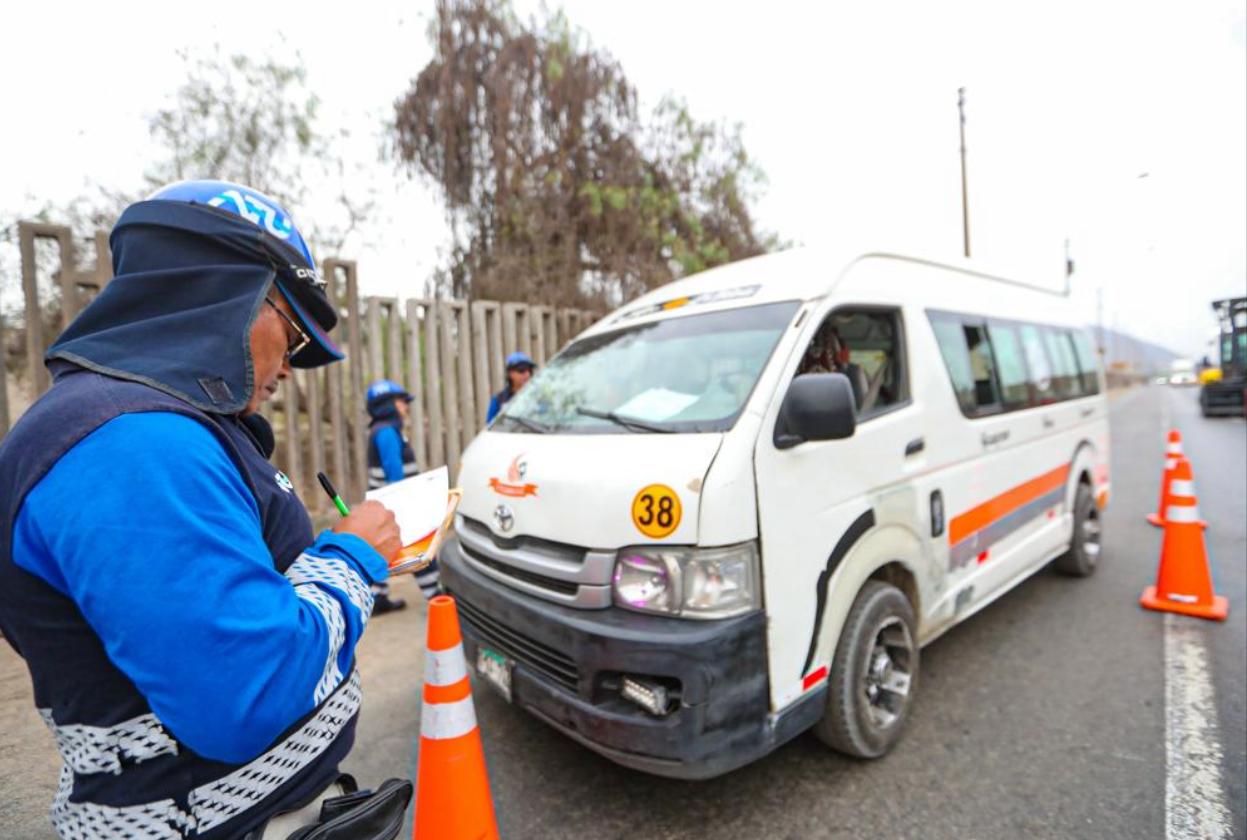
[1071,331,1102,395]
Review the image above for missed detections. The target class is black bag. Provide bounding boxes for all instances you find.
[285,778,413,840]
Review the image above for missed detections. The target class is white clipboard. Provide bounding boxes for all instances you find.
[384,488,461,575]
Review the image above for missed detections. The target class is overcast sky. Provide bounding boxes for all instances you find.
[3,0,1244,359]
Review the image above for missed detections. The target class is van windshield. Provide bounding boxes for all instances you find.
[496,300,800,434]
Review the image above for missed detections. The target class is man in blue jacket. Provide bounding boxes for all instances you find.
[485,351,536,423]
[0,181,401,838]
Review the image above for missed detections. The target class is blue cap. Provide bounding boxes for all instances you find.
[506,351,536,370]
[366,378,412,407]
[145,180,344,368]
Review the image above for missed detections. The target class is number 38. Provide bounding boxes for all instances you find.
[631,485,682,538]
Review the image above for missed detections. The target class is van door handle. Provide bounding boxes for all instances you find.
[1042,417,1055,429]
[905,437,925,456]
[981,430,1010,447]
[1080,407,1094,418]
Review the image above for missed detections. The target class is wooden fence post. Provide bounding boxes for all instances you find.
[438,302,461,476]
[305,368,325,513]
[425,300,445,470]
[454,302,476,444]
[406,300,428,469]
[365,296,384,387]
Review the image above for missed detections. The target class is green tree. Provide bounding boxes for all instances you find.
[392,0,778,307]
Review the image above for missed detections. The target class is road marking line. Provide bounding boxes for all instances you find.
[1164,613,1231,840]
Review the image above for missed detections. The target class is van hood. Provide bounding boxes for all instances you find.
[456,431,725,548]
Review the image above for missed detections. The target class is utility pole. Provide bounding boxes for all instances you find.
[1096,287,1105,360]
[958,87,970,258]
[1063,238,1074,296]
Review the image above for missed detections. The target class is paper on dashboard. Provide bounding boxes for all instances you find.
[614,387,698,421]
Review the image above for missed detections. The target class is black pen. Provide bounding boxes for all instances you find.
[317,472,351,517]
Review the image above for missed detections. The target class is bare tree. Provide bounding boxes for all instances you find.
[392,0,778,307]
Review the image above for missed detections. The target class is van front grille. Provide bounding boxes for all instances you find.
[455,595,580,694]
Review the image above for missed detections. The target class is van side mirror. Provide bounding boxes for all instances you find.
[774,373,857,450]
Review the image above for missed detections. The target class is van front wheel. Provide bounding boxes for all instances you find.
[813,581,918,759]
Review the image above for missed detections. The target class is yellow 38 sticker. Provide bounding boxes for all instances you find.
[631,484,682,539]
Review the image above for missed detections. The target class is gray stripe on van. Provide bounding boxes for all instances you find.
[949,486,1066,569]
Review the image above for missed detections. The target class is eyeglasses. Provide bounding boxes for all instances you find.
[265,297,311,361]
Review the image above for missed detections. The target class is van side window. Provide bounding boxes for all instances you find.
[963,323,1002,411]
[1043,327,1079,398]
[986,322,1030,408]
[1071,330,1101,395]
[1019,324,1056,404]
[1056,330,1088,397]
[929,316,978,415]
[798,309,906,418]
[929,313,1001,415]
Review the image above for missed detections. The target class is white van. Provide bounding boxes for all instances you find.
[440,248,1110,779]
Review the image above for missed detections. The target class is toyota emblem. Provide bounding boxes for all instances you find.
[493,504,515,533]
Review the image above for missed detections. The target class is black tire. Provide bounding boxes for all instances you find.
[813,581,918,759]
[1054,482,1100,577]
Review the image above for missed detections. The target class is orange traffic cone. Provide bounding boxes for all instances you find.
[1147,430,1206,529]
[413,595,499,840]
[1140,458,1228,621]
[1147,430,1184,527]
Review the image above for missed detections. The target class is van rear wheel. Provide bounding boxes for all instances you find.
[1054,483,1100,577]
[814,581,918,759]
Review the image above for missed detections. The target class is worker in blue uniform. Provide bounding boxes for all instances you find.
[365,379,439,607]
[0,181,411,838]
[485,350,536,423]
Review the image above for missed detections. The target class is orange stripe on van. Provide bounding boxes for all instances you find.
[948,464,1070,546]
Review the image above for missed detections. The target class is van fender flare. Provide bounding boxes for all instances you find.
[1066,439,1098,509]
[800,512,925,679]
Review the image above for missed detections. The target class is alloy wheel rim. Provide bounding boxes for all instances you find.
[861,615,914,729]
[1082,505,1102,561]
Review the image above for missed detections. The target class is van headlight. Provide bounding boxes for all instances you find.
[612,542,760,619]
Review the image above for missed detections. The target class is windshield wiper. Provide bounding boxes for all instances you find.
[502,413,552,434]
[575,406,677,433]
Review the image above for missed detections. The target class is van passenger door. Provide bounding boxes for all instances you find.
[754,306,925,711]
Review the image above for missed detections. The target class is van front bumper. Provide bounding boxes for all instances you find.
[439,536,825,779]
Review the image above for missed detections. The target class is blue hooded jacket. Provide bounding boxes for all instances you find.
[0,199,387,838]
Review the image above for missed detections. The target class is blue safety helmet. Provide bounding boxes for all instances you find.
[144,180,344,368]
[366,379,413,410]
[505,351,536,371]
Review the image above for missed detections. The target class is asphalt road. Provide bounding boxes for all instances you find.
[1,384,1243,839]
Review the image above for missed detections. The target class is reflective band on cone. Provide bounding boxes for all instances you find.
[425,646,469,687]
[1166,505,1202,524]
[1169,480,1195,497]
[420,696,478,740]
